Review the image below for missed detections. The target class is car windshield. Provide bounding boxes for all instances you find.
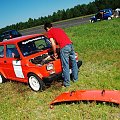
[18,36,51,56]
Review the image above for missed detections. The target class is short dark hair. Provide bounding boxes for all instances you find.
[44,22,52,31]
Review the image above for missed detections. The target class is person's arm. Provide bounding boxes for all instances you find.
[49,38,58,58]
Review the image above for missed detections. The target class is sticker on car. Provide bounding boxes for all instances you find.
[12,60,24,78]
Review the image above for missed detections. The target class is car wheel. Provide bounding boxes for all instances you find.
[0,73,6,83]
[108,17,112,20]
[90,20,94,23]
[28,73,45,91]
[89,20,92,22]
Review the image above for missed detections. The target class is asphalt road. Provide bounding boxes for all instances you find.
[20,15,92,35]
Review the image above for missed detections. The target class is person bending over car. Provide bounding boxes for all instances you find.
[44,22,78,87]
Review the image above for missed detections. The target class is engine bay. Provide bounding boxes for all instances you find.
[30,53,55,65]
[30,48,60,66]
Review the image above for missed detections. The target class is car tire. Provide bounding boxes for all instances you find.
[108,17,112,20]
[28,73,45,92]
[90,20,94,23]
[0,73,6,83]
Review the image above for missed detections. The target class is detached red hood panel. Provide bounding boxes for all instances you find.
[50,90,120,105]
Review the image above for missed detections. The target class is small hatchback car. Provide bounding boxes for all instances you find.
[0,30,22,42]
[0,34,82,91]
[90,8,113,23]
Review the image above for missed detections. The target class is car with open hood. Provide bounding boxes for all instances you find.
[0,34,82,91]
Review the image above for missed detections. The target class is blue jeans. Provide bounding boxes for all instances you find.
[60,44,78,86]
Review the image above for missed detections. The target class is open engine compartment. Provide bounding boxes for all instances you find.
[30,53,55,65]
[30,48,60,66]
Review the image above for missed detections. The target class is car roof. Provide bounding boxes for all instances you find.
[0,34,44,45]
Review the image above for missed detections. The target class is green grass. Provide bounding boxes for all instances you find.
[0,18,120,120]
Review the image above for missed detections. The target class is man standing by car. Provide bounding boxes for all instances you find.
[44,22,78,87]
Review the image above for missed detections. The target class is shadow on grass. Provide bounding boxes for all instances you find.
[50,100,120,108]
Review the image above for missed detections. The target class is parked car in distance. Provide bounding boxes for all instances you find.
[0,34,82,91]
[0,30,22,42]
[90,8,113,23]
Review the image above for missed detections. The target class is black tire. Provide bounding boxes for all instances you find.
[0,73,6,83]
[90,20,95,23]
[28,73,45,92]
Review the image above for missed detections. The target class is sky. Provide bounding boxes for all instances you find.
[0,0,94,29]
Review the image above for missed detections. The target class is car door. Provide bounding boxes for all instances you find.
[3,44,24,80]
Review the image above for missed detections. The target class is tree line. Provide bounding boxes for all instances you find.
[0,0,119,34]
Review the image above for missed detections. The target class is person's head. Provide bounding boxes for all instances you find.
[44,22,52,31]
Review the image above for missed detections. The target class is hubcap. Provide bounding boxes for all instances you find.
[108,17,111,20]
[29,76,40,91]
[0,75,3,83]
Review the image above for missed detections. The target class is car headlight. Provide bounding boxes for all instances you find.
[46,63,53,70]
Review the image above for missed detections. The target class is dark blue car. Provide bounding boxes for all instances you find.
[90,8,113,23]
[0,30,22,42]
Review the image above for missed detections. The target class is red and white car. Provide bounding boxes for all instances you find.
[0,34,82,91]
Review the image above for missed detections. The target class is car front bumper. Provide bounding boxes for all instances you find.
[43,72,62,83]
[43,60,82,83]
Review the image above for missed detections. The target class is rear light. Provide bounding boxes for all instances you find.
[10,35,12,38]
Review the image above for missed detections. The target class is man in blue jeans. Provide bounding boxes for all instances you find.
[44,22,78,87]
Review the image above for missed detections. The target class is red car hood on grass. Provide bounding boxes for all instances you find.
[50,90,120,107]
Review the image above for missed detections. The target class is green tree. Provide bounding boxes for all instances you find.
[0,0,119,33]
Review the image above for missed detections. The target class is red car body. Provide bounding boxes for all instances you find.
[0,34,81,91]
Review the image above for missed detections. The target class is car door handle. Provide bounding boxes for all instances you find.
[4,60,7,63]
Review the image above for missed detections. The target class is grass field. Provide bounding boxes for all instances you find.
[0,18,120,120]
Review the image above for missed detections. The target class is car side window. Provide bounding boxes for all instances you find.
[6,44,19,58]
[0,45,4,58]
[11,30,18,36]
